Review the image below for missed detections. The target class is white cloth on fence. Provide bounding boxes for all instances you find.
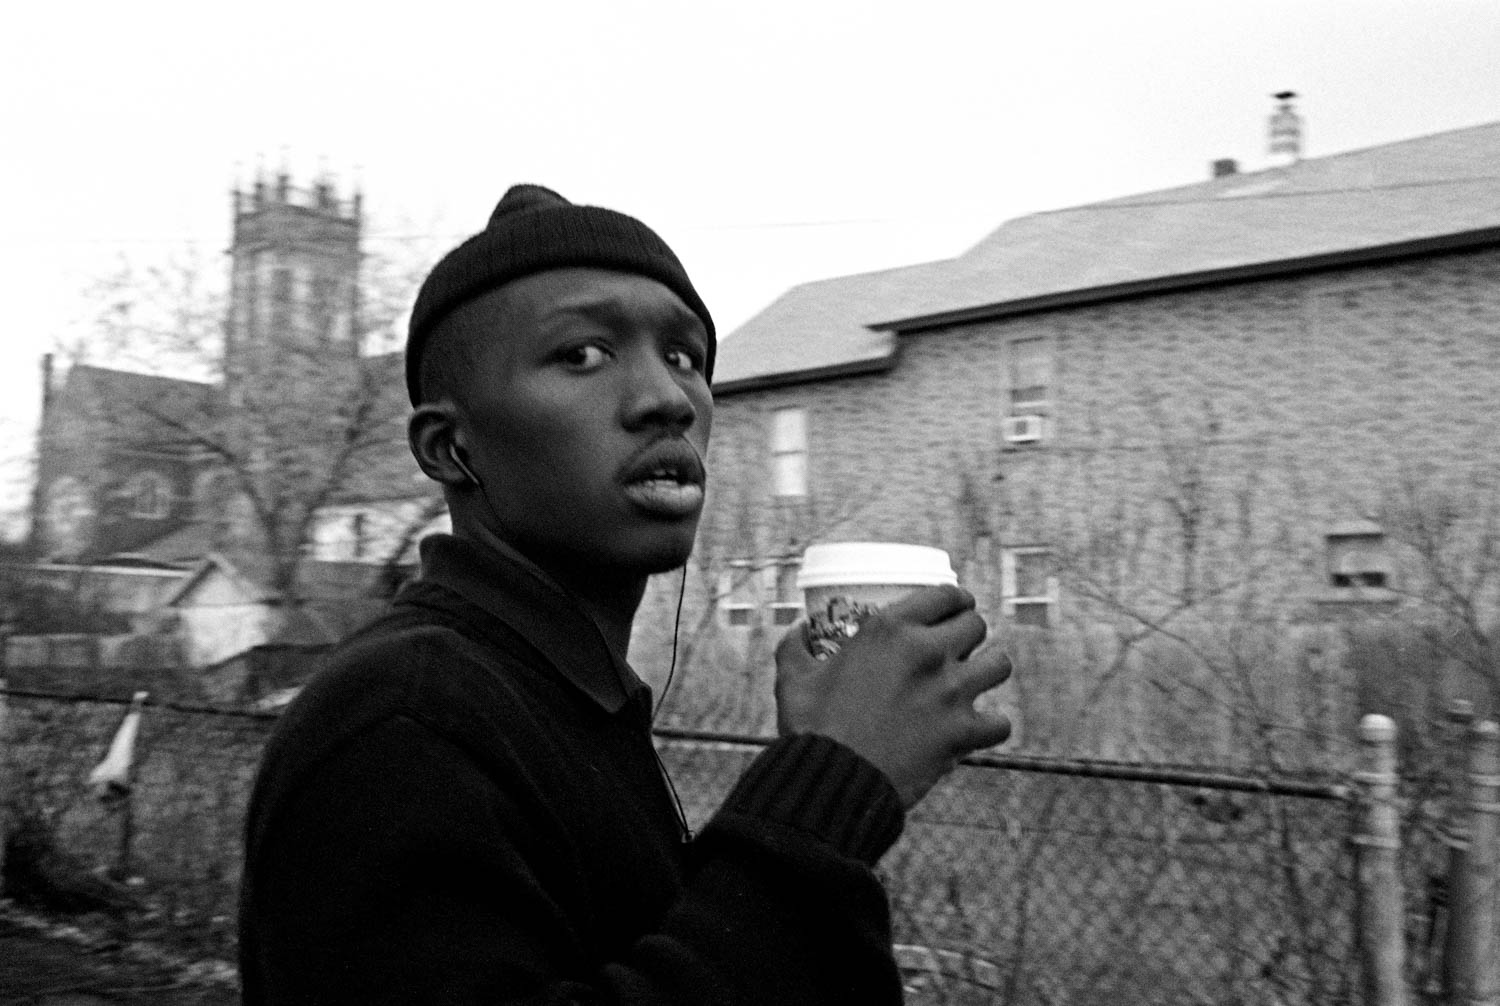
[87,690,149,799]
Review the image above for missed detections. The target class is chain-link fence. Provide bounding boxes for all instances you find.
[656,735,1361,1005]
[0,688,1459,1003]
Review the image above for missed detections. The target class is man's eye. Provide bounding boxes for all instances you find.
[666,348,703,373]
[562,345,610,369]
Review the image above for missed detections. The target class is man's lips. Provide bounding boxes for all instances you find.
[620,439,706,518]
[621,479,704,517]
[620,438,706,488]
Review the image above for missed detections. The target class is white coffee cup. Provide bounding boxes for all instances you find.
[796,542,958,659]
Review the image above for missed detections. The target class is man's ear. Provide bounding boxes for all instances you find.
[409,402,470,488]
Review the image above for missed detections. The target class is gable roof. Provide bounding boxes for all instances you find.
[57,353,426,505]
[55,364,216,448]
[713,120,1500,393]
[121,521,220,567]
[163,552,275,608]
[708,259,953,392]
[163,550,391,645]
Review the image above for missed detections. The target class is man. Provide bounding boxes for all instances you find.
[239,184,1012,1004]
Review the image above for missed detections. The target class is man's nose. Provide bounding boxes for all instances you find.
[622,352,697,430]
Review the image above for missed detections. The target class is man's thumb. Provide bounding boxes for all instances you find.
[774,621,820,673]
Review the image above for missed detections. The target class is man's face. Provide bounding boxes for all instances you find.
[448,268,714,579]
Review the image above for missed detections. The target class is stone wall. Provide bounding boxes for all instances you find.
[2,693,272,954]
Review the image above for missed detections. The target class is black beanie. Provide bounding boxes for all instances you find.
[405,184,715,405]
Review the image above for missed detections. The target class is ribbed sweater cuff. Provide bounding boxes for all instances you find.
[716,733,905,865]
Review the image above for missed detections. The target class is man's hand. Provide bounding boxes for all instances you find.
[774,584,1012,809]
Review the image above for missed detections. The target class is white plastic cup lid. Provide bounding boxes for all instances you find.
[796,542,957,590]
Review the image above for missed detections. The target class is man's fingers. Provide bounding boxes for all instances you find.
[949,647,1012,702]
[775,621,820,671]
[947,650,1014,755]
[926,608,988,661]
[882,583,975,627]
[956,709,1012,754]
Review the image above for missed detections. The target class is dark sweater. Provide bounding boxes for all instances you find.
[238,534,907,1004]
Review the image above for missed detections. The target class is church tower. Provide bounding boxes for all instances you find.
[224,168,362,401]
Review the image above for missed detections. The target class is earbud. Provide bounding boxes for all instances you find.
[448,443,483,489]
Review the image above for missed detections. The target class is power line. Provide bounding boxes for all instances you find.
[0,215,963,250]
[12,173,1500,250]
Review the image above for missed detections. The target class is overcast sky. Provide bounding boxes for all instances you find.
[3,0,1498,522]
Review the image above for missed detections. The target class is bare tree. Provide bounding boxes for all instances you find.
[73,246,227,380]
[1382,464,1500,711]
[955,390,1339,769]
[51,240,438,603]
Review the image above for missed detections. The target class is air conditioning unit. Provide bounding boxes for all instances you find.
[1001,414,1046,444]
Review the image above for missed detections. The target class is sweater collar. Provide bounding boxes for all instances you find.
[404,533,646,715]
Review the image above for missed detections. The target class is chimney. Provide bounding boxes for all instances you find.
[1268,91,1303,167]
[41,352,54,416]
[1211,158,1239,179]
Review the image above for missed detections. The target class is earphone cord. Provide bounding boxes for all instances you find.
[652,562,689,723]
[454,439,696,842]
[646,429,700,843]
[652,563,693,842]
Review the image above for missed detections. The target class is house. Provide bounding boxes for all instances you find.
[33,362,217,562]
[163,552,392,704]
[634,107,1500,767]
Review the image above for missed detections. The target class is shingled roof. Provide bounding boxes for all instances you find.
[713,120,1500,393]
[55,364,216,447]
[707,258,954,393]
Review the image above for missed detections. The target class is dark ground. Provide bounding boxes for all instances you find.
[0,904,991,1005]
[0,906,238,1006]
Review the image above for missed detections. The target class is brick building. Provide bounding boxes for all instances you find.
[636,116,1500,766]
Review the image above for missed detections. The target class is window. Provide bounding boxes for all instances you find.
[233,260,255,345]
[771,407,808,497]
[1001,546,1056,627]
[127,471,172,520]
[768,559,803,626]
[308,507,387,562]
[228,494,258,539]
[44,476,94,552]
[1008,338,1051,413]
[310,274,337,345]
[1327,528,1390,590]
[5,636,45,668]
[720,560,758,627]
[54,636,95,669]
[244,255,264,341]
[270,265,293,339]
[725,606,754,627]
[719,557,803,627]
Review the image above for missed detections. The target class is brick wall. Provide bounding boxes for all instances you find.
[631,246,1500,765]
